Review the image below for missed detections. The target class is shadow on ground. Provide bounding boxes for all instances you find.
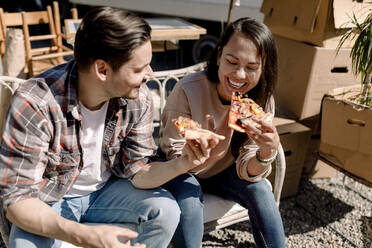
[361,216,372,248]
[281,178,354,236]
[202,177,355,247]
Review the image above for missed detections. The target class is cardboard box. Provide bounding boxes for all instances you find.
[261,0,369,47]
[319,85,372,183]
[302,136,321,176]
[311,160,337,179]
[299,115,321,136]
[274,36,359,120]
[276,169,304,199]
[298,134,337,179]
[269,118,312,198]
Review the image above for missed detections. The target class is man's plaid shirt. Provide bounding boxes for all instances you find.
[0,61,156,209]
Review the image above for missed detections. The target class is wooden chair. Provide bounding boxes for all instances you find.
[62,6,82,46]
[21,5,73,77]
[52,2,80,52]
[0,8,23,61]
[0,66,286,247]
[70,7,79,20]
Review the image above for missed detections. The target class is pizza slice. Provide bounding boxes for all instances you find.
[172,116,225,140]
[228,91,269,133]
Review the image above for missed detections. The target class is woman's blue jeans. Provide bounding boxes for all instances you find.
[163,173,204,248]
[8,177,181,248]
[199,164,286,248]
[162,164,286,248]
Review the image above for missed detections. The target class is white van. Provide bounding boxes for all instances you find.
[69,0,263,23]
[69,0,264,64]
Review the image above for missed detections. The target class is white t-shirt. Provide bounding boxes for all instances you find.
[65,101,112,197]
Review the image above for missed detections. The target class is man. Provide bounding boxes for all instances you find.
[0,7,214,248]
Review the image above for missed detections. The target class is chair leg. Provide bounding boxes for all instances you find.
[27,60,34,78]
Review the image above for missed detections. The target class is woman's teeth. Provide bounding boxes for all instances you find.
[229,79,245,88]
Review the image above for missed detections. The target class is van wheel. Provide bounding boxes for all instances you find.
[192,34,218,63]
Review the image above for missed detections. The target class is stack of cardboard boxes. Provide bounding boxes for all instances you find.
[260,0,369,197]
[269,118,311,198]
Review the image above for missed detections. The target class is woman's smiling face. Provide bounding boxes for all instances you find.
[216,31,262,102]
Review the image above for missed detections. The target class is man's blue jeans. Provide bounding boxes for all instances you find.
[199,165,286,248]
[8,177,181,248]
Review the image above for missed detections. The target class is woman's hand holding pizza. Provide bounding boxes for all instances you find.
[228,92,278,159]
[240,117,279,158]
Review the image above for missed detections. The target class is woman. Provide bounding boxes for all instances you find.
[160,17,286,248]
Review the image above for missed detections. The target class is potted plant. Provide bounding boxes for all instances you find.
[336,8,372,107]
[318,5,372,186]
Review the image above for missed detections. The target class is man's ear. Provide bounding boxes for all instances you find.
[93,59,109,81]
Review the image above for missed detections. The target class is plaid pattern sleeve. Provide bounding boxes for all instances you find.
[0,62,82,208]
[109,85,157,179]
[0,81,60,208]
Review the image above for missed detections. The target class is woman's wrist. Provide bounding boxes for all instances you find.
[256,149,278,167]
[257,147,277,158]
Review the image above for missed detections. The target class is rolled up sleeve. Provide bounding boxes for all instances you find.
[160,83,191,160]
[235,139,272,182]
[235,96,275,182]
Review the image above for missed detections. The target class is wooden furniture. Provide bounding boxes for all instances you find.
[146,18,206,56]
[0,66,286,247]
[145,18,206,41]
[63,17,206,50]
[63,18,82,45]
[21,4,73,77]
[63,6,81,45]
[0,9,23,60]
[70,8,79,20]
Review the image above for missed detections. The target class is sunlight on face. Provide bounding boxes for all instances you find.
[105,40,153,99]
[216,31,262,102]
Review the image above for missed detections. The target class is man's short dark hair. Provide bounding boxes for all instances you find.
[74,7,151,72]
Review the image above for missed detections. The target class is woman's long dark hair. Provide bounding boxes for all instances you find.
[205,18,278,158]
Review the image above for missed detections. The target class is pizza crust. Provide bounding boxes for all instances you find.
[172,116,225,140]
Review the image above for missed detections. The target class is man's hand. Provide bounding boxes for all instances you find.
[80,225,145,248]
[131,114,224,189]
[6,198,146,248]
[180,114,224,170]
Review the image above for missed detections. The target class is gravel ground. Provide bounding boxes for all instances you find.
[202,172,372,248]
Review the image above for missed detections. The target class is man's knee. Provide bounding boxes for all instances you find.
[142,194,181,233]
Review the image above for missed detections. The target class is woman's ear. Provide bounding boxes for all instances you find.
[93,59,109,81]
